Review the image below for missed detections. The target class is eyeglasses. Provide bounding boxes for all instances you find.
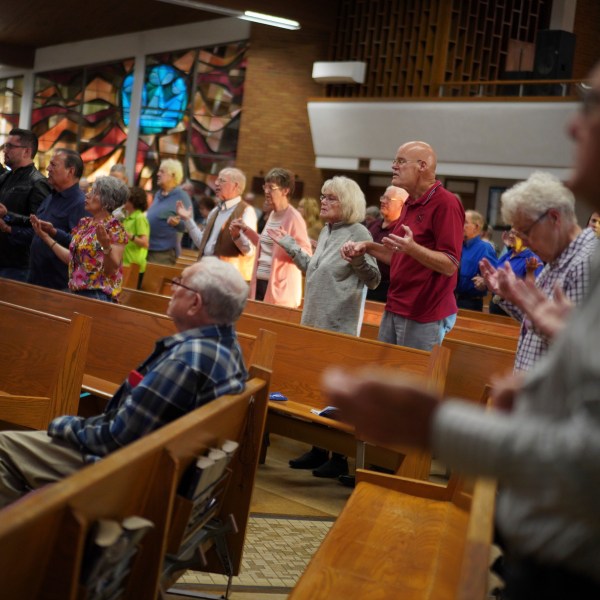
[2,143,28,151]
[167,277,200,295]
[262,184,281,192]
[319,194,339,204]
[216,177,235,185]
[513,210,550,239]
[392,158,420,167]
[380,195,400,202]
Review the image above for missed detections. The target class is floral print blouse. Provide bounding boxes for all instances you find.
[68,216,128,300]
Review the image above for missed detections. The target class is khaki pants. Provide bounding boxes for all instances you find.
[0,430,86,508]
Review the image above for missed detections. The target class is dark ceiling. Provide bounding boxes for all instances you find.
[0,0,318,68]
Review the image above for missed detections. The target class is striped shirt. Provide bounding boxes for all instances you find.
[48,324,247,462]
[500,227,598,372]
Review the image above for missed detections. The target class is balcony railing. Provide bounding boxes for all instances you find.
[438,79,586,99]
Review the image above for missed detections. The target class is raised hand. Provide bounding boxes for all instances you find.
[479,258,500,294]
[175,200,193,221]
[30,214,52,242]
[383,224,413,254]
[96,223,111,249]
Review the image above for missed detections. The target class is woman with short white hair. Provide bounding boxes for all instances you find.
[270,175,381,479]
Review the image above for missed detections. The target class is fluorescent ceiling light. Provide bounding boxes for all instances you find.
[153,0,300,30]
[240,10,300,30]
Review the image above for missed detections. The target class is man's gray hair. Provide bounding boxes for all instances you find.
[92,176,130,212]
[109,164,127,177]
[188,257,249,324]
[322,176,366,224]
[219,167,246,195]
[501,171,576,225]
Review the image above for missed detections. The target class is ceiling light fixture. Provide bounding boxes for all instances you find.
[153,0,300,30]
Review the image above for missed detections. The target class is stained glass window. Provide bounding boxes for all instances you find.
[31,60,131,177]
[137,42,248,196]
[23,40,247,194]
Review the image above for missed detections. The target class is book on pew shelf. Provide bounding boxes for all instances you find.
[80,516,154,597]
[221,439,239,457]
[206,448,229,488]
[311,405,339,418]
[179,455,216,500]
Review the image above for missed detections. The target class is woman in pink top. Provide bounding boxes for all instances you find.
[230,168,311,308]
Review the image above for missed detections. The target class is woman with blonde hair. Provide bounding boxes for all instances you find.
[146,158,192,265]
[270,175,380,479]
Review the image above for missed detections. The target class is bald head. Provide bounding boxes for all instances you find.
[391,141,438,198]
[400,141,437,173]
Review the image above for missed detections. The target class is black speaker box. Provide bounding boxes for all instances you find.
[530,30,575,95]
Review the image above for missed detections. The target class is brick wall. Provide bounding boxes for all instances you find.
[573,0,600,79]
[236,26,330,201]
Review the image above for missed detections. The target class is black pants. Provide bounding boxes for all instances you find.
[500,557,600,600]
[255,279,268,301]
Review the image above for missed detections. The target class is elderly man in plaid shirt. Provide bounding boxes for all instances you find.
[0,257,249,507]
[479,171,597,372]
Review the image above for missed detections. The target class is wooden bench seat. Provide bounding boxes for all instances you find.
[0,369,272,599]
[289,469,497,600]
[0,300,91,429]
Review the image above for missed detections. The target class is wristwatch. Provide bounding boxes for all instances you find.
[102,246,112,254]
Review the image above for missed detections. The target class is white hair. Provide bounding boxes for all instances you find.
[501,172,576,225]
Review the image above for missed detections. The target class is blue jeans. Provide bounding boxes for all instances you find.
[378,311,457,351]
[71,289,114,303]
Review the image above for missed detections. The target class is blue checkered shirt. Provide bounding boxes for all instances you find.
[48,324,248,462]
[500,228,598,372]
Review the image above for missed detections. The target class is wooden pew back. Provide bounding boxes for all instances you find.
[0,280,260,401]
[0,300,91,429]
[141,262,184,294]
[0,374,271,599]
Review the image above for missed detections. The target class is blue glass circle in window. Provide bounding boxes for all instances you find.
[121,64,189,135]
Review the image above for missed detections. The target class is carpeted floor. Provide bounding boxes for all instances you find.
[171,514,334,596]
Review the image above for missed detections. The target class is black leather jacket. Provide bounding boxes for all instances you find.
[0,163,51,268]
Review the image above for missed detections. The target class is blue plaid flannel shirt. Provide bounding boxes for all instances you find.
[48,324,247,462]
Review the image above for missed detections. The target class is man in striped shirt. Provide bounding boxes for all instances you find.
[479,171,597,372]
[0,257,249,507]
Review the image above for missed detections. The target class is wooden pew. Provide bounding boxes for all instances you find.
[117,290,516,405]
[236,312,450,480]
[141,262,184,294]
[0,300,91,429]
[289,468,496,600]
[0,371,271,599]
[122,262,140,289]
[0,279,274,404]
[290,386,498,600]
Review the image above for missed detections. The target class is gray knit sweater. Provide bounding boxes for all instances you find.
[278,222,380,335]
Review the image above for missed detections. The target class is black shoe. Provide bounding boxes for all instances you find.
[289,448,329,469]
[312,456,349,478]
[338,474,356,488]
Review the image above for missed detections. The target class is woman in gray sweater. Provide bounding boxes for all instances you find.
[270,175,381,478]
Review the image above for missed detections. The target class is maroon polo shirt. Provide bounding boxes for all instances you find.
[385,182,464,323]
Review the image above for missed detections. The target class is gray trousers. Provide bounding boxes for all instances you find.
[0,430,85,508]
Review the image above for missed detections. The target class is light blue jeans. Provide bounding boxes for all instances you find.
[378,311,457,351]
